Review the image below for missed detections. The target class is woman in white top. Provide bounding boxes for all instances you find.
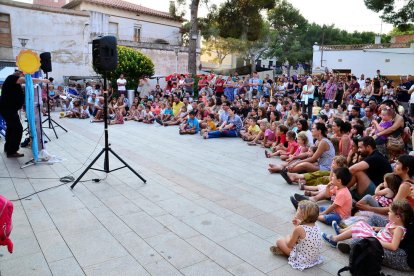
[301,78,315,118]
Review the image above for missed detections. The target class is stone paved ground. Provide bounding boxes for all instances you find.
[0,114,410,275]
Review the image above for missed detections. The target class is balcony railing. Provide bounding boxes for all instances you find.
[128,36,182,46]
[320,43,412,51]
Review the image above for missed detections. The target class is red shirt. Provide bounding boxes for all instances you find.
[215,79,225,93]
[286,141,298,154]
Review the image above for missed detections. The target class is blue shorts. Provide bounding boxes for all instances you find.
[320,206,342,225]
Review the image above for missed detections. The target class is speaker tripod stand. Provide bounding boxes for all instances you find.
[70,76,146,189]
[42,72,67,139]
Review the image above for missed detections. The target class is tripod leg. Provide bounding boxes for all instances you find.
[109,148,146,183]
[49,120,58,139]
[44,132,51,142]
[70,148,106,189]
[50,118,68,132]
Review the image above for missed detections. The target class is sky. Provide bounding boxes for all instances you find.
[17,0,393,33]
[129,0,394,34]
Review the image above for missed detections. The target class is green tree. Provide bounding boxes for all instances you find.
[364,0,414,28]
[94,46,154,92]
[202,36,241,66]
[213,0,275,72]
[266,0,308,65]
[173,0,209,75]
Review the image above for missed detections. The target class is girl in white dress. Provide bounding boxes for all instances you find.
[271,200,323,271]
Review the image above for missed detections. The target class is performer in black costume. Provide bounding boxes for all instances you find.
[0,70,48,158]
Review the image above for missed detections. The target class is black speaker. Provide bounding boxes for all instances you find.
[92,36,118,72]
[40,52,52,73]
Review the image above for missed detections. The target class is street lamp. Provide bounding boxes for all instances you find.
[18,38,29,48]
[174,46,179,73]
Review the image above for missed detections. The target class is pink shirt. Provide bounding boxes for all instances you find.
[333,187,352,219]
[264,129,276,142]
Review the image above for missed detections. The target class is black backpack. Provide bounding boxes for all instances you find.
[338,237,384,276]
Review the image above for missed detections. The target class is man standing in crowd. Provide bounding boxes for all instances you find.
[344,76,360,99]
[348,136,392,201]
[397,76,411,112]
[214,75,225,97]
[117,73,127,96]
[358,74,365,89]
[248,72,260,100]
[183,73,194,96]
[0,70,49,158]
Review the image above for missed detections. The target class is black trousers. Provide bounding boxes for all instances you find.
[0,110,23,154]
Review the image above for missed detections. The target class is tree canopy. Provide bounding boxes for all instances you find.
[94,46,154,92]
[364,0,414,28]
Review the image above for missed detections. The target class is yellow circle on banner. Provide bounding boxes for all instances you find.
[16,50,41,74]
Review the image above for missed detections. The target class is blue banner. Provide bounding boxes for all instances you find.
[24,74,38,161]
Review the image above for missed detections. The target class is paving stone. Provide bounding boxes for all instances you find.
[145,232,207,270]
[0,252,51,276]
[227,262,267,276]
[116,231,164,266]
[155,214,200,239]
[143,259,183,276]
[267,263,332,276]
[180,259,232,276]
[49,257,86,276]
[185,235,244,269]
[35,228,74,263]
[84,255,149,276]
[157,196,210,219]
[183,213,248,243]
[120,211,170,239]
[219,233,285,273]
[64,228,128,268]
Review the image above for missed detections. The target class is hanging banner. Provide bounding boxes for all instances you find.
[16,50,41,161]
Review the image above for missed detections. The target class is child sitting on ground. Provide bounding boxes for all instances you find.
[271,200,323,271]
[271,125,288,151]
[200,113,217,136]
[267,131,309,173]
[262,121,278,148]
[268,131,298,159]
[164,106,187,126]
[242,118,260,141]
[322,200,414,253]
[317,167,352,225]
[179,111,200,135]
[80,105,90,119]
[247,121,267,145]
[142,106,154,124]
[357,172,401,208]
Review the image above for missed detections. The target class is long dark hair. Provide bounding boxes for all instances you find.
[315,122,327,137]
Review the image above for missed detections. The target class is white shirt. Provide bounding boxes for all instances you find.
[358,79,366,89]
[409,84,414,104]
[117,78,127,91]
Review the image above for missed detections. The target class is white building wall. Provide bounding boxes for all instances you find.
[312,44,414,77]
[79,2,181,44]
[0,3,93,83]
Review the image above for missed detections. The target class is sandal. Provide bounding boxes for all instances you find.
[322,232,337,247]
